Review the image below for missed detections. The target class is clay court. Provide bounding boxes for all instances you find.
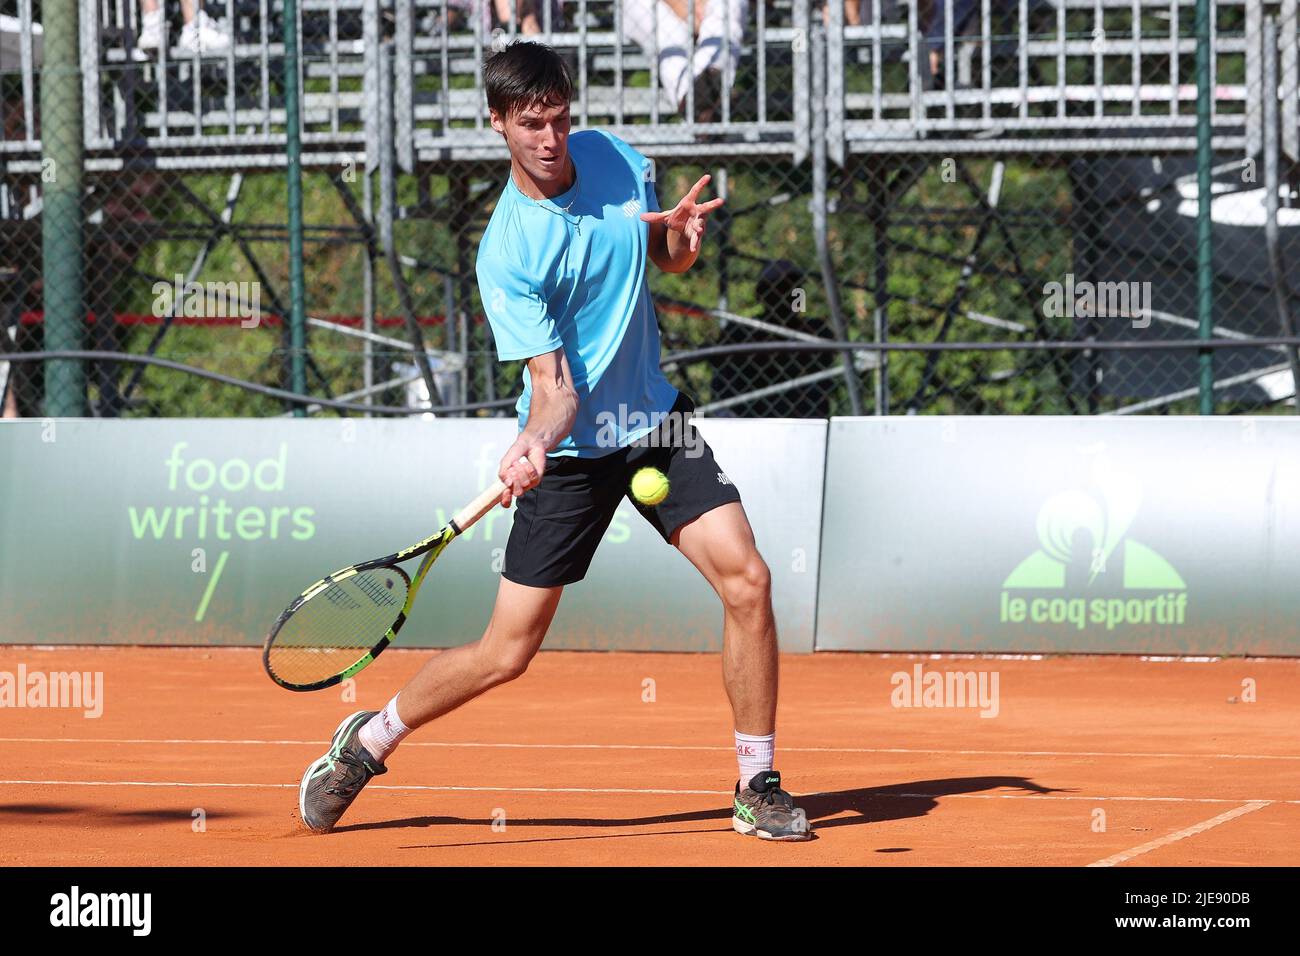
[1,645,1296,866]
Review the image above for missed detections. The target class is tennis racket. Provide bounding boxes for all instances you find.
[262,479,508,691]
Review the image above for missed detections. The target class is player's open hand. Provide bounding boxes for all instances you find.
[640,174,725,253]
[498,439,547,509]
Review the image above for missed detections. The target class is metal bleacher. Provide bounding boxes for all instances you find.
[3,1,1294,173]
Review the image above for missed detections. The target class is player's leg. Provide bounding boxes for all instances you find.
[668,502,779,767]
[297,580,561,834]
[671,501,776,736]
[360,577,563,746]
[625,396,774,741]
[626,395,811,839]
[299,452,623,832]
[362,453,623,766]
[672,503,810,840]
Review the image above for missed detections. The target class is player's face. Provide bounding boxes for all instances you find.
[495,99,572,190]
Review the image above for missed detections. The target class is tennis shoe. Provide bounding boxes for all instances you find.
[136,8,165,50]
[178,10,231,56]
[732,770,813,841]
[299,710,387,833]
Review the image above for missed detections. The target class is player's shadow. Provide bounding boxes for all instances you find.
[798,776,1072,830]
[0,802,246,826]
[332,775,1070,841]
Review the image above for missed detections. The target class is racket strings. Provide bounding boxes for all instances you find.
[265,568,410,686]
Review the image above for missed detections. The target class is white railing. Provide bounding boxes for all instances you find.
[0,1,1295,167]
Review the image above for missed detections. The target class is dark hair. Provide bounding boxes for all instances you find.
[483,41,573,122]
[756,260,804,312]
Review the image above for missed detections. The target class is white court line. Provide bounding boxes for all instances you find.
[0,737,1297,761]
[0,780,1296,804]
[1087,801,1273,867]
[892,793,1287,805]
[0,780,719,796]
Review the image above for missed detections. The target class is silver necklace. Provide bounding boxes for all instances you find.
[552,166,580,234]
[555,162,580,214]
[521,161,580,228]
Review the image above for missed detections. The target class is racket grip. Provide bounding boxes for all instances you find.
[450,480,508,535]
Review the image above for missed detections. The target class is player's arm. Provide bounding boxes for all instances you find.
[646,219,697,275]
[644,173,725,274]
[477,252,577,506]
[497,347,579,509]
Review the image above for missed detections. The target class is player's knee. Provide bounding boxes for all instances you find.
[721,554,771,613]
[485,641,537,685]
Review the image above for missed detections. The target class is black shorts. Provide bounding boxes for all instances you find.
[502,393,743,588]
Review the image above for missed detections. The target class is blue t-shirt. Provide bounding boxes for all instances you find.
[476,129,680,458]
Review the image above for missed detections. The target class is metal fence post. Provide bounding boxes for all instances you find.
[811,25,864,416]
[41,0,85,416]
[1264,15,1300,410]
[283,0,307,413]
[1195,0,1214,414]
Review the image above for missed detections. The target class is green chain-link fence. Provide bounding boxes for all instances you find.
[3,1,1298,418]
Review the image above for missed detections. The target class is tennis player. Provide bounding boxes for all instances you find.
[299,40,811,841]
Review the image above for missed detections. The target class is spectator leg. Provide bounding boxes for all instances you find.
[692,0,747,92]
[622,0,696,106]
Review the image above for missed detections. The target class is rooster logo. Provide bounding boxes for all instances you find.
[1003,456,1184,591]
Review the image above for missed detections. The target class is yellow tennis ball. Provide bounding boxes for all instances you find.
[631,467,670,506]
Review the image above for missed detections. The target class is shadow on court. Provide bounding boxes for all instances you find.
[800,776,1072,830]
[330,775,1069,841]
[0,802,248,826]
[398,827,735,850]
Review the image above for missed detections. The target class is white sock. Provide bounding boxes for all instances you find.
[735,731,774,790]
[358,695,411,763]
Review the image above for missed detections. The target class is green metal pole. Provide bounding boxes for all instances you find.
[1195,0,1214,414]
[283,0,307,415]
[40,0,85,417]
